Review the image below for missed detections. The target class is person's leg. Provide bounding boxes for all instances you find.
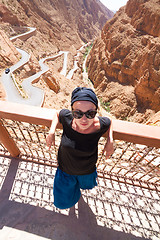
[53,168,81,209]
[77,170,98,190]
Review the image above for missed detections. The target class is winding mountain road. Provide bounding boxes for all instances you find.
[1,27,84,106]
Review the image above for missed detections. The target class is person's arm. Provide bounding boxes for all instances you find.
[103,119,114,159]
[46,110,60,149]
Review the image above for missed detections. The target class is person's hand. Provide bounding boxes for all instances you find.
[46,133,55,149]
[103,139,114,159]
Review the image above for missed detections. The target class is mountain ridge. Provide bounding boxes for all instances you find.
[0,0,113,53]
[86,0,160,123]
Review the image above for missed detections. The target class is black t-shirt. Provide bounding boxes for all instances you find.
[57,109,111,175]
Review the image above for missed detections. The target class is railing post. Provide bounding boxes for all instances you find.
[0,120,20,157]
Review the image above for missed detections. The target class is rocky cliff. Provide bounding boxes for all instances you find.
[86,0,160,122]
[0,28,21,100]
[0,29,21,69]
[0,0,113,55]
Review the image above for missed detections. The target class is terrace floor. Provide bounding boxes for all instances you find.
[0,153,159,240]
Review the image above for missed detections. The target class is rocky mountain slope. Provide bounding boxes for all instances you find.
[0,0,113,101]
[0,0,113,56]
[86,0,160,123]
[0,28,21,100]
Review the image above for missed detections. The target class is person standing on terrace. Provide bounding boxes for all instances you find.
[46,87,114,209]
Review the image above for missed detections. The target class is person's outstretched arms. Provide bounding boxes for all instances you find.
[46,110,60,149]
[103,119,114,159]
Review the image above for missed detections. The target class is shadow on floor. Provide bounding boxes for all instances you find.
[0,157,154,240]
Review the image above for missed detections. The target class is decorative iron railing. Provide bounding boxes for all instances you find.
[0,100,160,191]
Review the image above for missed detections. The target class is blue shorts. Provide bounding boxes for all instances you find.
[53,168,97,209]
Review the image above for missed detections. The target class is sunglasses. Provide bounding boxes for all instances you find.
[72,109,97,119]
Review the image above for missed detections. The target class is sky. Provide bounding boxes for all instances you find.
[100,0,128,11]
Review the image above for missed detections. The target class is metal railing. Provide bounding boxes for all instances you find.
[0,100,160,191]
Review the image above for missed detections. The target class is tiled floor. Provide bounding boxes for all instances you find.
[0,155,159,240]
